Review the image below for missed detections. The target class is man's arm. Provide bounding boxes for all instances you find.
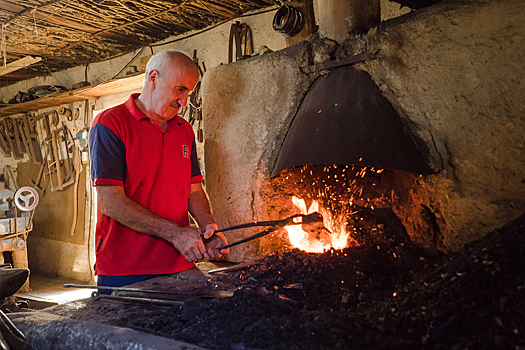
[188,182,229,258]
[96,185,208,262]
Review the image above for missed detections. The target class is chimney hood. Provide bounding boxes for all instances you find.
[271,65,436,177]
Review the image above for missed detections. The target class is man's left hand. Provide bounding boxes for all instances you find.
[201,223,218,239]
[201,223,229,260]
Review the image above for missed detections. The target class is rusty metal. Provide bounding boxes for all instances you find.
[271,65,435,177]
[90,291,184,307]
[303,52,372,73]
[64,284,233,298]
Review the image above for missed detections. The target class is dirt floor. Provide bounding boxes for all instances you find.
[40,208,525,350]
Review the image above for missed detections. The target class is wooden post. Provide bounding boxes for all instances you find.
[12,237,30,293]
[285,0,317,47]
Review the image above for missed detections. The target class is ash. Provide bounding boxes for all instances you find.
[46,209,525,350]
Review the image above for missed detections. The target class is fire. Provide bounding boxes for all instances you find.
[285,196,351,253]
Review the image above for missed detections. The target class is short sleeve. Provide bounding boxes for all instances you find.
[89,123,127,186]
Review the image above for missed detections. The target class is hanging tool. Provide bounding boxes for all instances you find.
[58,106,73,121]
[48,126,63,191]
[47,123,77,191]
[3,118,23,159]
[70,147,83,235]
[22,113,42,163]
[30,149,49,195]
[0,121,10,157]
[228,21,253,63]
[217,212,324,250]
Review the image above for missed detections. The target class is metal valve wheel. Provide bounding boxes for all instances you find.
[14,187,39,212]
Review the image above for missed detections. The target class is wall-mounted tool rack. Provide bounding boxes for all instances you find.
[0,115,43,163]
[0,72,145,117]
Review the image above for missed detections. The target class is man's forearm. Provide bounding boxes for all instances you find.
[96,185,184,242]
[188,183,215,229]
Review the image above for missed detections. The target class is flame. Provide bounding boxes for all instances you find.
[285,196,351,253]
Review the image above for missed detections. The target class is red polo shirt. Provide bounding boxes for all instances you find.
[89,93,202,276]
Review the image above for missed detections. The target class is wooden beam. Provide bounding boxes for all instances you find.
[0,56,42,76]
[76,73,145,98]
[0,0,67,25]
[5,45,45,57]
[54,0,199,54]
[0,0,148,45]
[0,0,24,13]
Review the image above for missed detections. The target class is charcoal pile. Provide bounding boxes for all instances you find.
[45,210,525,350]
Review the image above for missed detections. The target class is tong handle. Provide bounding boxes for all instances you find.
[219,227,277,250]
[216,217,298,233]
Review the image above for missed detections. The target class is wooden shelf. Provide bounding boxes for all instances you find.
[0,73,145,117]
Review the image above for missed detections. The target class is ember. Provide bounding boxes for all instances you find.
[285,196,352,252]
[282,164,391,253]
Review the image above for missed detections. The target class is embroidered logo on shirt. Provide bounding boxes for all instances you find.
[183,145,189,158]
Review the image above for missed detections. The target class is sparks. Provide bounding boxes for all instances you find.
[286,196,351,253]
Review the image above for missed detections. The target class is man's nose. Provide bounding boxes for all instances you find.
[178,92,190,108]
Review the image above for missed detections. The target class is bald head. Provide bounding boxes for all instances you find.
[143,50,198,87]
[136,50,200,130]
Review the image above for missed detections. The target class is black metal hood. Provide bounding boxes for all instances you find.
[271,65,436,177]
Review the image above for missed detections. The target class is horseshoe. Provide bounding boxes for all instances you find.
[14,187,39,212]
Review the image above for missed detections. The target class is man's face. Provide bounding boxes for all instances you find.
[150,64,199,122]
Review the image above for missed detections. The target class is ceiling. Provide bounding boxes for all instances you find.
[0,0,276,88]
[0,0,438,89]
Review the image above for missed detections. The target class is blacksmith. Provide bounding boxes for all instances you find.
[88,50,228,289]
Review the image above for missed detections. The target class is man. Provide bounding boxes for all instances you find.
[89,50,228,289]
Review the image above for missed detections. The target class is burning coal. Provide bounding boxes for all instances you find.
[285,196,351,252]
[280,164,391,253]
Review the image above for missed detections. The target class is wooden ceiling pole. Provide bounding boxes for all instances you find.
[1,0,67,26]
[53,0,199,54]
[0,55,42,76]
[0,0,148,45]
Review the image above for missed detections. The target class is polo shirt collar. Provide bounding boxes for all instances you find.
[125,93,183,128]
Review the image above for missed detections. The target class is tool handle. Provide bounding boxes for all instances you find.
[216,220,282,233]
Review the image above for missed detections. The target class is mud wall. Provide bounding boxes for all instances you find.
[202,0,525,262]
[346,0,525,251]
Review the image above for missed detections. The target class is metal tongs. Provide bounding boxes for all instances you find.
[217,212,323,250]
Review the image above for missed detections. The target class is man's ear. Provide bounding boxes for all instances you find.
[149,69,159,88]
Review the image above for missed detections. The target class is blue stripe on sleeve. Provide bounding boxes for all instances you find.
[89,124,127,183]
[190,138,202,179]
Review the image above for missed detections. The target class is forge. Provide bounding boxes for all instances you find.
[202,0,525,260]
[3,1,525,349]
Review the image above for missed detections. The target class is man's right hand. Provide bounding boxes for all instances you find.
[173,226,209,263]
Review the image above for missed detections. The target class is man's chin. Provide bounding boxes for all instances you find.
[162,112,179,120]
